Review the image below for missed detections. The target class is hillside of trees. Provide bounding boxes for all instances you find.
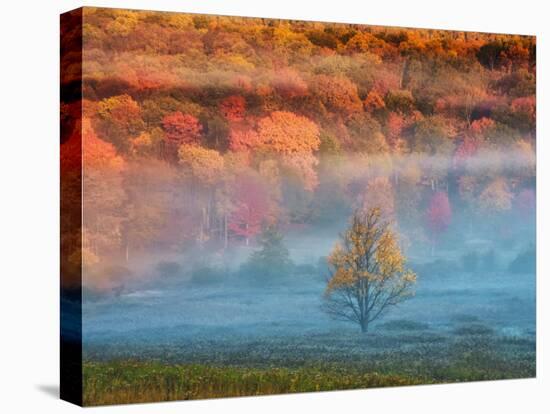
[61,8,535,292]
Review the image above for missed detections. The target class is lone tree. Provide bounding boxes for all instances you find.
[323,208,417,333]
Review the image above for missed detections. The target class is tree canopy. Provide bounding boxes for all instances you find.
[61,8,536,292]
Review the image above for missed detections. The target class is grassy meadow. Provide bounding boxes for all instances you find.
[83,320,535,405]
[83,363,423,405]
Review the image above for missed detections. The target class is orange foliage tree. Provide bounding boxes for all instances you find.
[311,75,363,116]
[162,111,203,160]
[324,208,416,332]
[257,111,321,190]
[257,111,320,154]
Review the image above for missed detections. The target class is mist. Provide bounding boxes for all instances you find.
[81,149,535,365]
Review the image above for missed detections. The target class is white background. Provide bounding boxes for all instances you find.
[0,0,548,412]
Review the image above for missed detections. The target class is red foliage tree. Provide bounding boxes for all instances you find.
[228,124,260,153]
[162,111,202,146]
[228,174,270,245]
[426,191,452,254]
[161,111,202,161]
[220,95,246,122]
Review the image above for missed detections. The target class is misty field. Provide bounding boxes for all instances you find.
[82,249,535,405]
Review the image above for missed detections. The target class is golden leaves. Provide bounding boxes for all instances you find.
[178,144,224,186]
[326,208,415,293]
[326,267,355,293]
[257,111,320,155]
[376,230,405,276]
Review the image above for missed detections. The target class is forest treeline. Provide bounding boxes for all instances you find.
[60,8,535,291]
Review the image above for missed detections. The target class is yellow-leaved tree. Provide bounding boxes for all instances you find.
[324,208,417,333]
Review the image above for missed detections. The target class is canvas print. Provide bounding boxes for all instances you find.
[60,7,536,406]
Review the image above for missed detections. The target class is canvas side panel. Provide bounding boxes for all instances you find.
[60,7,83,407]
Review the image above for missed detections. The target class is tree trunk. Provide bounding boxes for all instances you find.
[360,320,369,333]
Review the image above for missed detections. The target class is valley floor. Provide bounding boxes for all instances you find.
[83,325,535,406]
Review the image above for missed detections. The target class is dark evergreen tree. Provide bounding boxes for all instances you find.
[243,225,293,279]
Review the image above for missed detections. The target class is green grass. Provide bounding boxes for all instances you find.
[82,326,536,406]
[83,362,425,405]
